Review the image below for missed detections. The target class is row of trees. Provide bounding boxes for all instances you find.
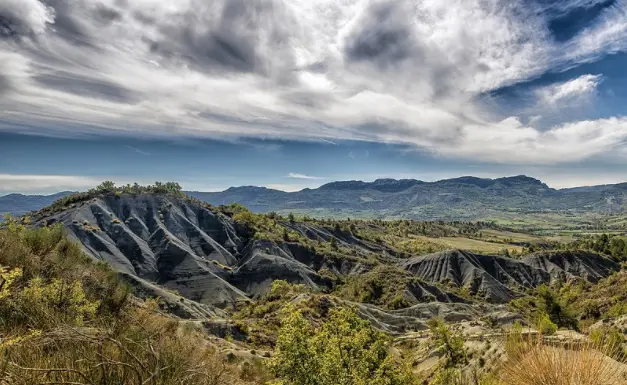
[558,233,627,261]
[92,181,184,196]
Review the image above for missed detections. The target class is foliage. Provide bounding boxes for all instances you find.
[0,266,21,300]
[0,224,265,385]
[338,265,418,310]
[557,233,627,262]
[589,326,626,359]
[32,181,192,219]
[536,313,557,335]
[531,269,627,330]
[268,305,417,385]
[427,318,467,368]
[509,284,577,331]
[536,284,577,330]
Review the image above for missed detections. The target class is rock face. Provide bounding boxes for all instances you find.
[402,249,620,303]
[522,250,619,284]
[34,193,620,325]
[36,194,332,310]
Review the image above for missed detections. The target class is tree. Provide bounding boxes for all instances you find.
[288,213,295,223]
[537,284,577,330]
[268,306,416,385]
[427,318,467,368]
[96,181,116,193]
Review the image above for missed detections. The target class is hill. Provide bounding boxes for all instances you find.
[0,191,74,217]
[27,185,621,330]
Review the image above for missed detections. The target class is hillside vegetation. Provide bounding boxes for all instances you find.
[2,182,627,384]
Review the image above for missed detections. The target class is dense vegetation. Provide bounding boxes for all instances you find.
[556,233,627,262]
[269,306,415,385]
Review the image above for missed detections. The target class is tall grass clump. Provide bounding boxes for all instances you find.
[500,332,627,385]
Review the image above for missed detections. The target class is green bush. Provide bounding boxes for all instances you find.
[268,306,416,385]
[536,313,557,335]
[428,318,467,368]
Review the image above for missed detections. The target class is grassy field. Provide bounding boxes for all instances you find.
[429,236,524,254]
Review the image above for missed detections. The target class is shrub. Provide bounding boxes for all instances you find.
[0,224,262,385]
[428,318,467,368]
[268,306,416,385]
[536,313,557,336]
[500,338,626,385]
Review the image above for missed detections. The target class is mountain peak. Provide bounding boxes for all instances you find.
[318,178,423,192]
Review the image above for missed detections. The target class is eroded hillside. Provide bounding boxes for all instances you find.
[28,187,622,333]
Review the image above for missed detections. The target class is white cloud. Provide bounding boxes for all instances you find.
[536,74,602,105]
[287,173,323,180]
[124,145,151,156]
[0,174,99,194]
[264,183,318,192]
[438,117,627,164]
[0,0,54,36]
[0,0,626,166]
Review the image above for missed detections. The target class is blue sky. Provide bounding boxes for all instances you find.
[1,0,627,194]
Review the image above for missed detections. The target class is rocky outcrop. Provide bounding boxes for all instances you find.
[36,194,334,310]
[401,249,619,303]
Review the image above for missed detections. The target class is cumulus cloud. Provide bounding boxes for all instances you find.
[0,0,626,165]
[536,74,602,105]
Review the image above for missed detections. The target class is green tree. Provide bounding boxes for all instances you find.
[268,306,416,385]
[536,313,557,335]
[96,181,116,193]
[537,284,577,329]
[427,318,467,368]
[288,213,295,223]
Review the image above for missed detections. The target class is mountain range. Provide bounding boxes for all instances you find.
[3,175,627,220]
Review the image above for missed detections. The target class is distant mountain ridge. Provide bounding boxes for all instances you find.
[3,175,627,220]
[188,175,627,219]
[0,191,75,217]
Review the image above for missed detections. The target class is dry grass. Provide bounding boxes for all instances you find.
[1,305,265,385]
[499,337,627,385]
[0,225,269,385]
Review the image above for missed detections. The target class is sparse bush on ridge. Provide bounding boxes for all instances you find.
[32,181,200,220]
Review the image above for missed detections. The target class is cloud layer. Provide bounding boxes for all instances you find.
[1,0,627,164]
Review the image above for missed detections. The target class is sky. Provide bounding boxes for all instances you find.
[1,0,627,194]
